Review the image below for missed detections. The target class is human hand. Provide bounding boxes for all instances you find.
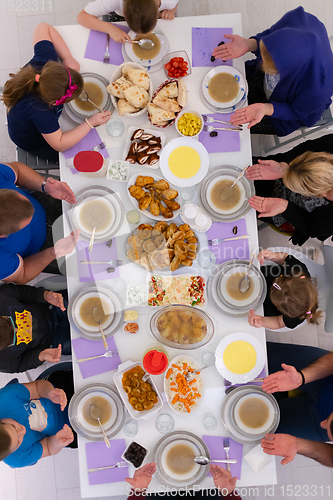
[43,178,76,204]
[54,229,80,259]
[210,464,237,494]
[89,111,112,127]
[257,249,275,266]
[261,433,297,465]
[262,363,303,394]
[47,387,67,411]
[109,25,132,44]
[246,159,287,181]
[230,103,273,129]
[248,196,288,218]
[248,309,263,328]
[63,56,80,72]
[160,9,176,20]
[39,344,62,363]
[125,462,156,491]
[212,34,251,60]
[55,424,74,448]
[44,290,66,311]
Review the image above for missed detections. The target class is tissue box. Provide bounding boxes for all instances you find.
[244,444,272,472]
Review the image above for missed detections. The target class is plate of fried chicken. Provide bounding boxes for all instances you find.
[127,174,181,221]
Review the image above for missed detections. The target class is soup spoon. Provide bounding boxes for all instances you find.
[78,90,102,112]
[89,404,111,448]
[88,227,96,253]
[92,306,108,351]
[239,250,256,294]
[220,164,250,201]
[132,38,154,50]
[194,456,237,465]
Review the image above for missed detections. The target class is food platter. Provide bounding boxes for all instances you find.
[202,66,248,109]
[215,332,266,384]
[69,284,124,340]
[207,260,267,317]
[221,385,280,444]
[153,431,209,488]
[124,29,169,68]
[122,125,166,169]
[66,73,113,120]
[197,165,254,222]
[147,274,206,308]
[69,186,125,242]
[68,383,125,441]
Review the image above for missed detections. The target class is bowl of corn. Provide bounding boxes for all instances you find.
[175,109,203,139]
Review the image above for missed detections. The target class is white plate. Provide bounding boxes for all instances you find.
[124,29,168,67]
[67,73,112,118]
[121,44,164,72]
[164,354,204,415]
[122,126,166,170]
[206,174,246,215]
[202,66,247,109]
[233,393,276,436]
[75,196,115,239]
[160,137,209,187]
[200,85,247,115]
[215,332,265,384]
[127,173,181,221]
[113,360,163,420]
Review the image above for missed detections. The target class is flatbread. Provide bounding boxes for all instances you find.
[177,79,187,107]
[127,67,150,91]
[124,85,150,109]
[118,98,138,115]
[148,102,175,124]
[159,82,178,98]
[107,76,132,98]
[153,93,181,112]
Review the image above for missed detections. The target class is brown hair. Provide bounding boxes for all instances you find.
[0,317,14,350]
[1,61,83,110]
[123,0,158,34]
[283,151,333,197]
[0,423,12,461]
[270,274,321,324]
[0,190,34,236]
[259,40,278,74]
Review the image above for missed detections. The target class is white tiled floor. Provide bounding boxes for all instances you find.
[1,0,333,498]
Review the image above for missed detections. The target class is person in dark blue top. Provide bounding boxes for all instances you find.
[212,7,333,136]
[2,23,111,161]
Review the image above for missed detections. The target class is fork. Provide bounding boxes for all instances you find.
[88,460,127,472]
[92,142,106,152]
[203,125,241,133]
[103,34,110,64]
[208,235,250,246]
[223,437,231,472]
[76,350,118,363]
[80,259,123,266]
[202,114,242,129]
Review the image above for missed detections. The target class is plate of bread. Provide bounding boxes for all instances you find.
[148,79,187,128]
[107,62,153,116]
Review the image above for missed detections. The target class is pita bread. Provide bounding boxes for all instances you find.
[118,98,138,116]
[121,64,133,77]
[124,85,150,109]
[159,82,178,99]
[148,103,175,124]
[127,67,150,91]
[107,76,132,98]
[153,93,181,112]
[177,79,187,107]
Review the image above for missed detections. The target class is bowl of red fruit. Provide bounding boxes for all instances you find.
[163,50,191,79]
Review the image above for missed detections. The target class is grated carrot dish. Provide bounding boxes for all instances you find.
[165,358,203,414]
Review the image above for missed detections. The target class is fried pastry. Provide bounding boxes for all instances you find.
[170,256,181,272]
[135,175,154,187]
[129,185,146,199]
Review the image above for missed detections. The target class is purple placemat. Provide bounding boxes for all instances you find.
[202,435,242,479]
[63,129,110,159]
[85,27,131,65]
[224,366,266,388]
[207,221,249,264]
[76,240,120,282]
[86,439,128,485]
[72,336,121,379]
[192,28,233,67]
[198,113,240,153]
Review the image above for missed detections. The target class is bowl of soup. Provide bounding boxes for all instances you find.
[217,261,264,309]
[202,66,247,108]
[68,73,112,118]
[124,29,169,67]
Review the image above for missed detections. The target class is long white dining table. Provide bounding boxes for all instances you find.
[57,13,277,498]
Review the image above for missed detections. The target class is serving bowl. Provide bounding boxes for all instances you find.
[163,50,191,79]
[175,109,203,139]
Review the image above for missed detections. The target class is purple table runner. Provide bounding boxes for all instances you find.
[198,112,240,153]
[192,28,233,67]
[202,435,243,478]
[86,439,128,485]
[206,221,249,264]
[72,336,121,379]
[85,27,130,65]
[63,128,109,160]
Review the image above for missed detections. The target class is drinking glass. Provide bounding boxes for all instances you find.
[155,413,175,434]
[124,418,138,437]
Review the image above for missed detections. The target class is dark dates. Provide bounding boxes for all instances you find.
[124,441,148,468]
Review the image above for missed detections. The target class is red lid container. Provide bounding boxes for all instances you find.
[143,349,168,375]
[74,151,104,173]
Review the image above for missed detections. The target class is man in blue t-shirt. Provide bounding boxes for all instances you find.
[260,342,333,467]
[0,379,73,468]
[0,161,78,284]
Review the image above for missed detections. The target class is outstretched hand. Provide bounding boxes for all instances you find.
[44,290,66,311]
[230,103,273,129]
[210,464,237,494]
[54,229,80,259]
[248,196,288,218]
[55,424,74,448]
[44,178,76,204]
[212,34,250,60]
[47,387,67,411]
[39,344,62,364]
[248,309,263,328]
[262,363,303,394]
[246,159,287,181]
[261,433,298,465]
[125,462,156,491]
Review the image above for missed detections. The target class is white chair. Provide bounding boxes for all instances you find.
[262,246,333,333]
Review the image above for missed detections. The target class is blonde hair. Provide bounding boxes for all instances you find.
[259,40,278,74]
[123,0,158,34]
[283,151,333,197]
[270,274,321,324]
[1,61,83,110]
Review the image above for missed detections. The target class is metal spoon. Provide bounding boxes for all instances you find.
[239,250,256,294]
[132,38,154,50]
[194,456,237,465]
[92,306,108,351]
[78,91,102,112]
[184,365,210,382]
[220,165,250,201]
[88,227,96,253]
[89,404,110,448]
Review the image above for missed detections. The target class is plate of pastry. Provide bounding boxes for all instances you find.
[122,126,166,169]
